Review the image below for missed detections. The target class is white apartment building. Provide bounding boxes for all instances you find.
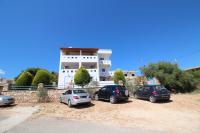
[58,48,114,89]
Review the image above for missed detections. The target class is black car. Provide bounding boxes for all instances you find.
[94,85,129,104]
[134,85,170,103]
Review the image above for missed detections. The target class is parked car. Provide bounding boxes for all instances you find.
[60,89,91,107]
[94,85,129,104]
[0,95,15,106]
[133,85,170,103]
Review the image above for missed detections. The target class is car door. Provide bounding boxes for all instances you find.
[99,87,107,99]
[142,86,151,99]
[104,86,111,100]
[65,90,72,102]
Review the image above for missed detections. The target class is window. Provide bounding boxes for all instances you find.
[71,70,73,73]
[72,57,74,59]
[65,66,69,69]
[94,70,96,72]
[102,69,105,72]
[87,57,89,59]
[66,90,72,94]
[83,57,85,59]
[73,90,86,94]
[124,74,127,77]
[75,57,77,59]
[101,87,106,91]
[100,58,104,60]
[90,57,92,59]
[132,74,135,77]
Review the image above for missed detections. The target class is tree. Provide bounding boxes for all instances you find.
[74,67,91,88]
[50,71,58,84]
[140,62,197,93]
[15,71,33,86]
[113,69,125,84]
[32,69,51,86]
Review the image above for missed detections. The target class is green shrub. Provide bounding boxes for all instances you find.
[113,69,125,84]
[32,69,51,86]
[74,67,91,87]
[15,71,33,86]
[37,83,48,103]
[15,68,58,85]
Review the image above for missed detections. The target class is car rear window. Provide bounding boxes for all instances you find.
[154,86,167,90]
[73,90,86,94]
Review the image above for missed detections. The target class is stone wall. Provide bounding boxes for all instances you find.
[2,90,65,103]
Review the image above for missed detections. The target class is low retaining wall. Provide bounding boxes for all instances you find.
[2,90,65,103]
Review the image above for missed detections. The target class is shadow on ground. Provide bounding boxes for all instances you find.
[0,104,17,108]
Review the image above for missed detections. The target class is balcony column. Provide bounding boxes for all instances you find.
[79,50,82,68]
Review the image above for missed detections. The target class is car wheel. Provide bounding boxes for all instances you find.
[134,93,138,99]
[110,96,116,104]
[68,100,72,108]
[149,96,156,103]
[95,94,99,101]
[59,97,62,103]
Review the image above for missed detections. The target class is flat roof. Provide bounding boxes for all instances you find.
[60,48,99,52]
[185,66,200,71]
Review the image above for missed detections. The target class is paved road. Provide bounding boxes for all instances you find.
[6,117,167,133]
[0,106,39,133]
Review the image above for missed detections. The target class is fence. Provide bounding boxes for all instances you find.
[10,85,58,91]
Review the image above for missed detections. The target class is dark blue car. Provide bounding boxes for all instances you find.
[134,85,170,103]
[94,85,129,104]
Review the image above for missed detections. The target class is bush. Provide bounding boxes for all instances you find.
[15,68,58,86]
[15,71,33,86]
[113,69,125,84]
[74,67,91,87]
[32,69,51,86]
[37,83,48,102]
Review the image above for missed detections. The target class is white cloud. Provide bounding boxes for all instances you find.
[0,69,6,75]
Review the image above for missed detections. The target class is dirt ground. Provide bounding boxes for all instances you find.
[32,94,200,133]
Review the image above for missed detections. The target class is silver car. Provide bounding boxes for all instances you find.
[0,95,15,106]
[60,89,91,107]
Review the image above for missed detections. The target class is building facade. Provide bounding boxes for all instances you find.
[58,48,114,89]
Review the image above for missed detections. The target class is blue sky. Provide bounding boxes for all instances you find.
[0,0,200,78]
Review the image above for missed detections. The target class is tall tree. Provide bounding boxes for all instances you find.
[140,62,197,93]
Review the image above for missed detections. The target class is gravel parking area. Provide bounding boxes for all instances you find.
[32,93,200,133]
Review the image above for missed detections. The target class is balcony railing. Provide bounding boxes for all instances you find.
[61,55,98,62]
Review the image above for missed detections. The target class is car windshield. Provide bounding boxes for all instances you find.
[73,90,86,94]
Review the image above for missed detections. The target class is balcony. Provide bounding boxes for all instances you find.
[99,60,111,66]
